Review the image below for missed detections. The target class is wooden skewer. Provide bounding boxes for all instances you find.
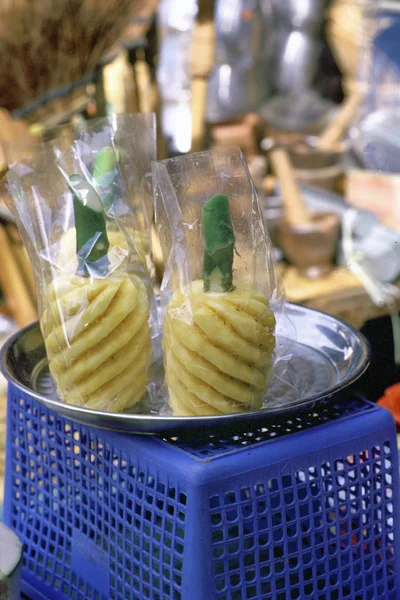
[318,89,364,151]
[0,222,37,328]
[269,148,311,228]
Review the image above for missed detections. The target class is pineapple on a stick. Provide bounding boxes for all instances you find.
[40,150,151,412]
[163,194,276,416]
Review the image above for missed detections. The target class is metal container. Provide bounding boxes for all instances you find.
[213,0,271,61]
[207,0,273,122]
[271,0,329,93]
[1,304,370,434]
[0,315,17,398]
[273,0,329,32]
[207,60,270,122]
[274,31,322,93]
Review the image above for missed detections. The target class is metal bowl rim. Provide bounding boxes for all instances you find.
[0,303,371,431]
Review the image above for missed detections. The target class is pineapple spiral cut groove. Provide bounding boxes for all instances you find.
[41,272,151,412]
[163,280,275,416]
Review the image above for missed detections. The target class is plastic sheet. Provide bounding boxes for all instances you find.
[153,147,289,417]
[6,127,159,413]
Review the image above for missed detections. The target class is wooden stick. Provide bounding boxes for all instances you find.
[5,223,36,303]
[190,21,215,78]
[0,108,35,173]
[134,53,155,114]
[0,223,37,327]
[191,77,208,152]
[318,89,364,150]
[0,303,12,317]
[269,148,311,228]
[189,15,215,152]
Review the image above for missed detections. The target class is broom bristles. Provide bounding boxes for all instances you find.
[0,0,151,112]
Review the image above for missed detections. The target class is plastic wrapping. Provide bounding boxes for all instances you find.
[357,3,400,114]
[153,147,287,417]
[348,5,400,169]
[6,129,159,413]
[3,114,157,276]
[68,114,156,275]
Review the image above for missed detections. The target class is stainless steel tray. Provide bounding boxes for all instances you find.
[0,304,370,434]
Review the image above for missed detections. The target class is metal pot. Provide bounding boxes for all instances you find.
[274,30,322,93]
[208,0,274,122]
[207,60,270,122]
[273,0,329,33]
[213,0,268,60]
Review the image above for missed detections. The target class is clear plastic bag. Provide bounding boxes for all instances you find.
[3,114,157,276]
[153,147,287,417]
[71,114,157,276]
[6,129,159,414]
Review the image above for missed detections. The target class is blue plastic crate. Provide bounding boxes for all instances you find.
[3,386,400,600]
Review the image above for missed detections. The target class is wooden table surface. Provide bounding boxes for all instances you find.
[282,265,400,330]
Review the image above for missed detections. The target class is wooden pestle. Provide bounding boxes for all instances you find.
[269,148,311,228]
[318,89,364,151]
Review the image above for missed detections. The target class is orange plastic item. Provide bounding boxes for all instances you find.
[378,383,400,427]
